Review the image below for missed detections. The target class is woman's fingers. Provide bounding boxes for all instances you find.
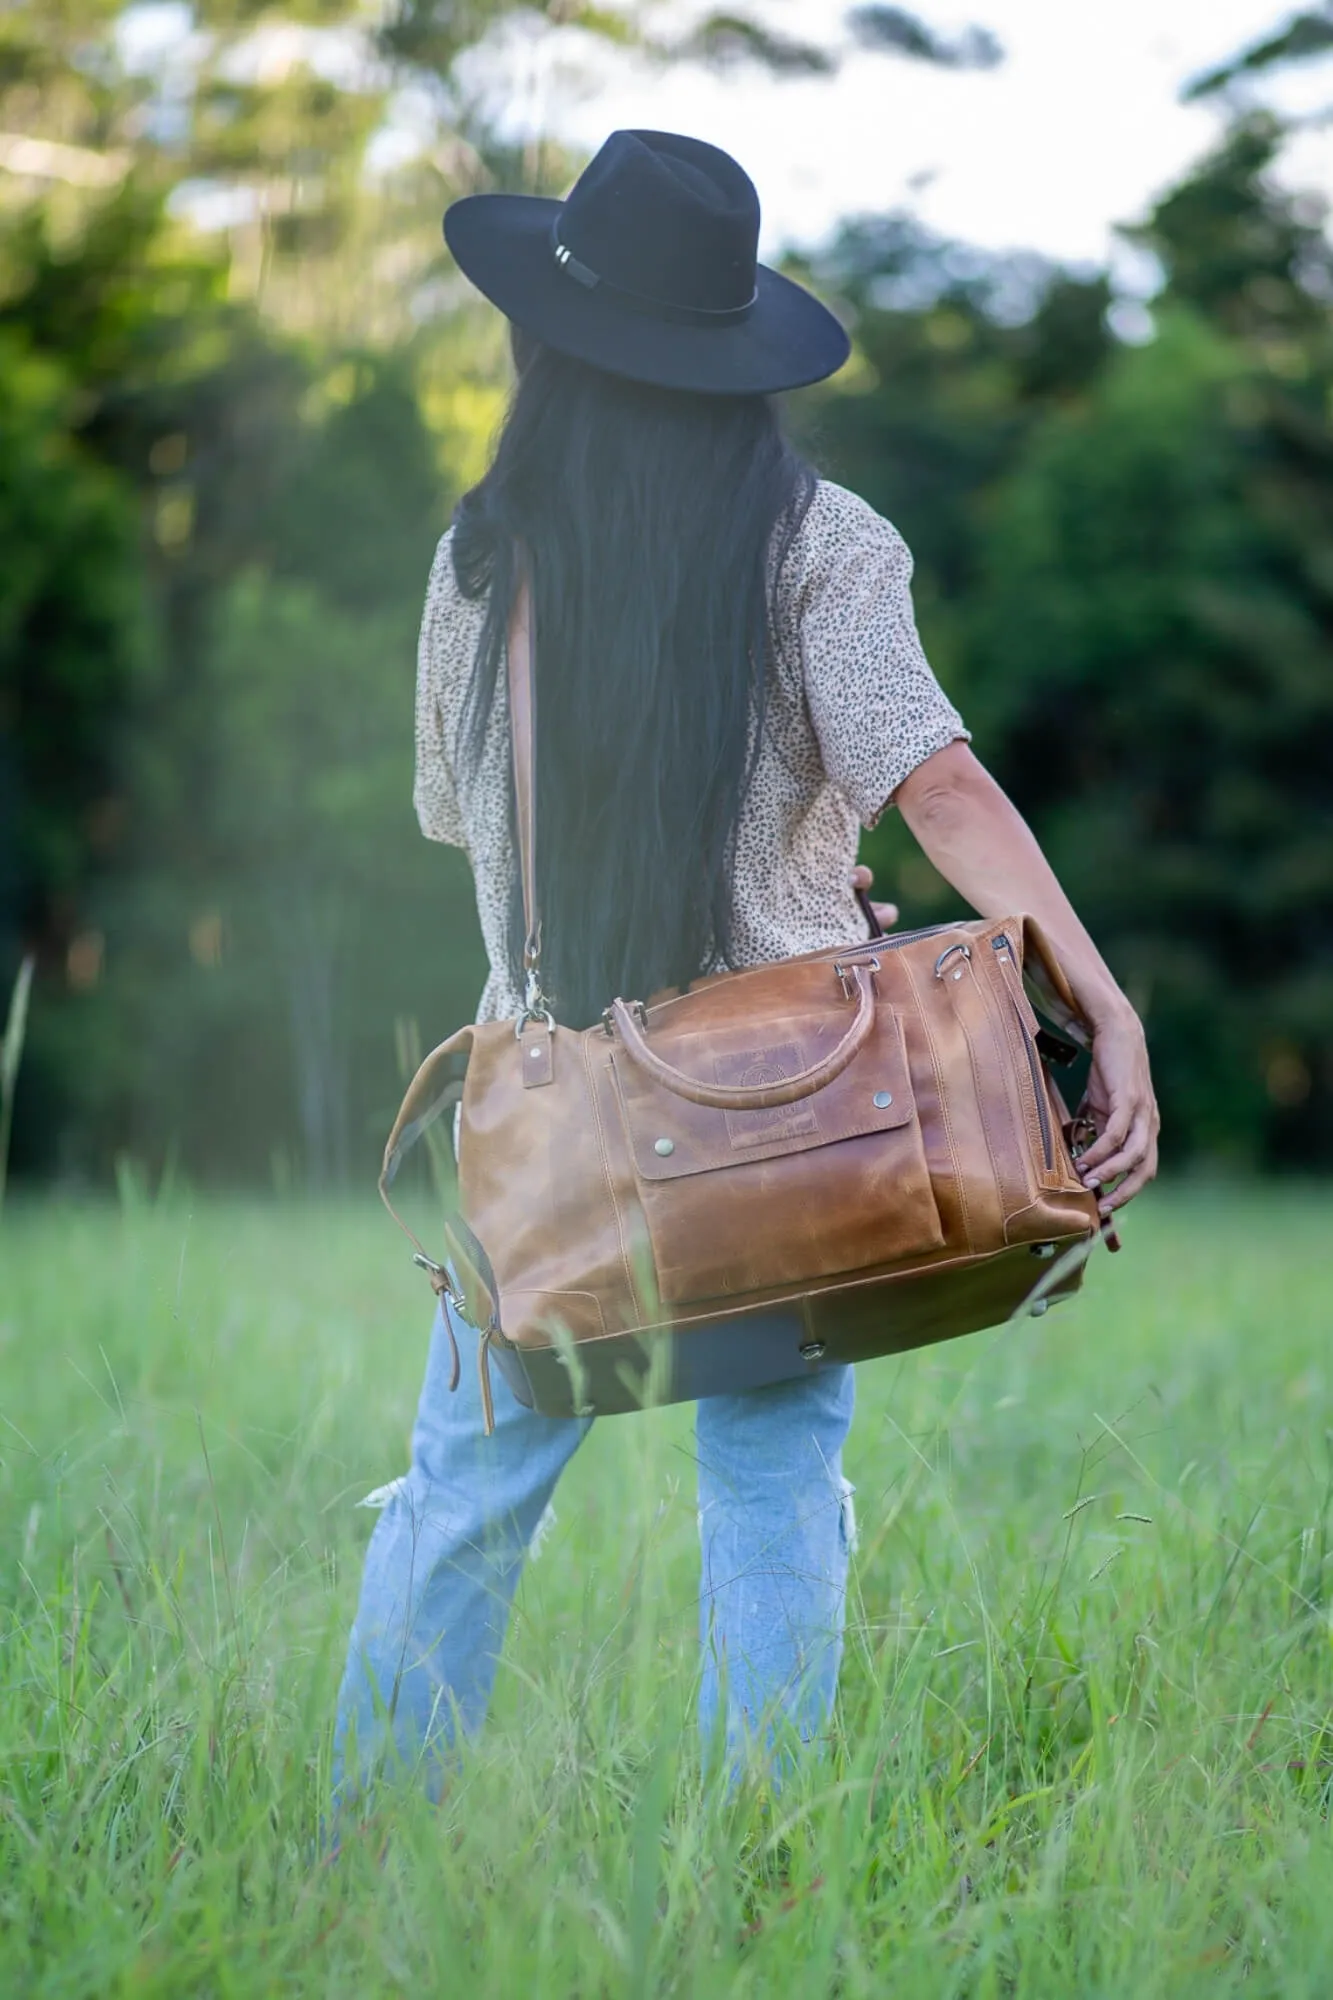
[1077,1110,1131,1175]
[1082,1111,1158,1213]
[850,864,898,932]
[1081,1111,1147,1188]
[1096,1138,1159,1214]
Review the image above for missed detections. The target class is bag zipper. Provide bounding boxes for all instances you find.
[842,919,954,957]
[1012,999,1054,1171]
[992,935,1054,1172]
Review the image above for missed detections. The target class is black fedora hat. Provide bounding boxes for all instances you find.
[443,130,849,396]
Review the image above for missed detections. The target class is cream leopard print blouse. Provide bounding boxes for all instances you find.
[413,478,969,1024]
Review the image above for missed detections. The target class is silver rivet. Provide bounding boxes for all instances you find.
[953,967,964,980]
[1030,1242,1057,1260]
[654,1137,674,1157]
[799,1339,826,1360]
[1030,1298,1050,1317]
[873,1090,893,1109]
[529,1046,542,1058]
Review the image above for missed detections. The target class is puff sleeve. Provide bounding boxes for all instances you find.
[412,532,467,846]
[794,484,969,828]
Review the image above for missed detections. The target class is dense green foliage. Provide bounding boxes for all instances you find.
[2,3,1332,1181]
[805,117,1333,1170]
[1,190,485,1182]
[2,1189,1332,1992]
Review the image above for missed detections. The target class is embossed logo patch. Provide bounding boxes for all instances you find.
[715,1042,820,1149]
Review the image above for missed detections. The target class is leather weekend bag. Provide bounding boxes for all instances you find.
[382,588,1103,1432]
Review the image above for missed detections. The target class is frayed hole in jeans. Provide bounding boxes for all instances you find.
[838,1477,858,1556]
[528,1500,557,1559]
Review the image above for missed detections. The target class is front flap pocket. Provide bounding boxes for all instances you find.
[613,1004,917,1181]
[611,1005,943,1306]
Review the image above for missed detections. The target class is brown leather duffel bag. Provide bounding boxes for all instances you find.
[382,591,1103,1431]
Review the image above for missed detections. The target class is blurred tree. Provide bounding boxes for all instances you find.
[1123,115,1333,341]
[0,12,475,1181]
[1184,6,1333,102]
[10,4,1330,1181]
[795,215,1111,630]
[967,309,1333,1167]
[2,0,1013,1184]
[0,324,147,982]
[805,113,1333,1168]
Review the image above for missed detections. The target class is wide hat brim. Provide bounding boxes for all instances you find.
[444,193,850,396]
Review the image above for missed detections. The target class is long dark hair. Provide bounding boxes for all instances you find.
[452,338,814,1028]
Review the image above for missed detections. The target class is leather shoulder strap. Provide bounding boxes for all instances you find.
[506,578,540,966]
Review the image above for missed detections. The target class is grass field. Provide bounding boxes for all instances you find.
[2,1185,1331,1997]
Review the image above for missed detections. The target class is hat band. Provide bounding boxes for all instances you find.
[553,232,757,329]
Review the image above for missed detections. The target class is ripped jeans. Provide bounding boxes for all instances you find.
[334,1304,856,1794]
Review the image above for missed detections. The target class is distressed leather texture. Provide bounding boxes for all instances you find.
[382,914,1101,1421]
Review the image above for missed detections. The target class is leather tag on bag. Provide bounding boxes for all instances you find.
[520,1030,554,1088]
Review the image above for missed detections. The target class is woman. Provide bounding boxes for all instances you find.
[334,131,1157,1792]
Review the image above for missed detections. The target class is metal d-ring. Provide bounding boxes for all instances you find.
[411,1251,466,1317]
[934,941,972,979]
[834,954,878,1001]
[600,998,648,1038]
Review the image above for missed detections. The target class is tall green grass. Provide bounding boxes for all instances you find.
[2,1186,1331,1996]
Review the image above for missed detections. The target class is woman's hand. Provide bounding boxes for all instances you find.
[850,864,898,933]
[1077,1006,1160,1217]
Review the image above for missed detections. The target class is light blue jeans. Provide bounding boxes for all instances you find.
[334,1304,856,1795]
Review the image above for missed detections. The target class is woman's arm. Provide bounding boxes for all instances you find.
[892,741,1159,1216]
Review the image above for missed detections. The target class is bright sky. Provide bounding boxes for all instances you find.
[534,0,1333,286]
[117,1,1333,289]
